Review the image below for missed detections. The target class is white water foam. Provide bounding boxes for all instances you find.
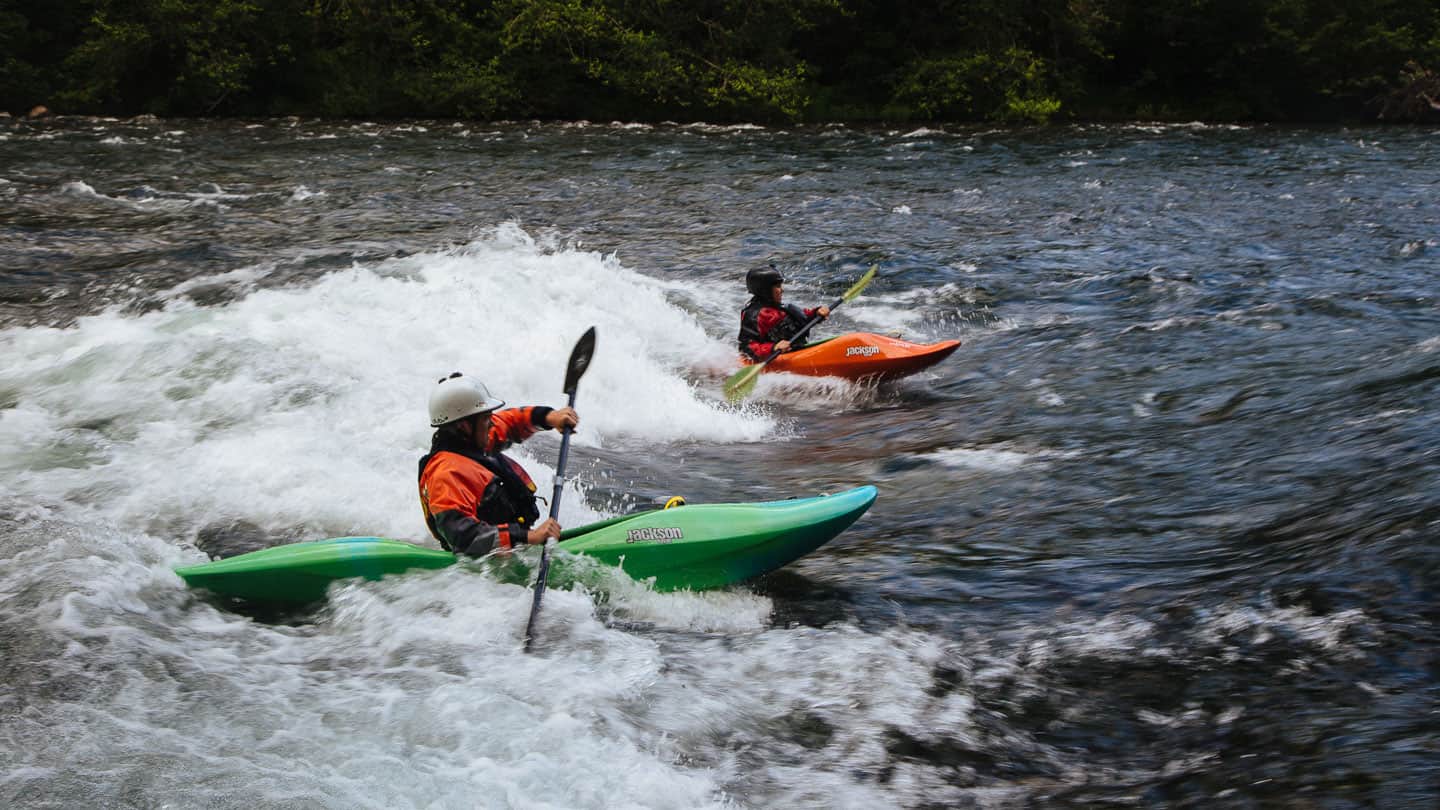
[0,224,797,806]
[918,446,1040,472]
[831,282,985,338]
[54,179,241,211]
[0,224,775,543]
[0,520,735,809]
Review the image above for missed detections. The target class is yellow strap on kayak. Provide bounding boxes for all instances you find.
[663,496,687,509]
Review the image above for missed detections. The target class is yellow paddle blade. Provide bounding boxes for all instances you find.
[723,362,766,403]
[842,265,878,302]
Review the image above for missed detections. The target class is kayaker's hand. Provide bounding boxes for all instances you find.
[816,306,830,319]
[526,518,562,545]
[775,340,792,353]
[546,407,578,431]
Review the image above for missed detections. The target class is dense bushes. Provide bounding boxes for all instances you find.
[1,0,1436,122]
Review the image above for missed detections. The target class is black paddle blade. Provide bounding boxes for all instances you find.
[563,327,597,395]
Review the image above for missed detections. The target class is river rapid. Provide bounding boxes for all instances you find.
[1,117,1437,808]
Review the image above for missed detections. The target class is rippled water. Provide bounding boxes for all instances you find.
[1,117,1437,808]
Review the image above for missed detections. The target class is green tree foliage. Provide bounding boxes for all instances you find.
[493,0,839,120]
[894,47,1062,124]
[1,0,1436,122]
[494,0,689,117]
[55,0,275,114]
[1089,0,1440,120]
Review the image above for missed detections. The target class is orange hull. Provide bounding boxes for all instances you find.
[745,332,961,381]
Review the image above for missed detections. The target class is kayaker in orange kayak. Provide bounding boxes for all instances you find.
[418,372,579,556]
[737,264,830,360]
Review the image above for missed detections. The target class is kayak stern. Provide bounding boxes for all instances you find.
[175,537,456,604]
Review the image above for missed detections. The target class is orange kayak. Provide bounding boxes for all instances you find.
[744,332,961,382]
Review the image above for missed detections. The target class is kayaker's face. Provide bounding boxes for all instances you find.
[771,283,783,304]
[462,412,493,449]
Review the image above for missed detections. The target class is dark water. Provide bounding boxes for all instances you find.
[1,117,1438,808]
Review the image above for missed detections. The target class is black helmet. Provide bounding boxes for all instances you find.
[745,264,784,298]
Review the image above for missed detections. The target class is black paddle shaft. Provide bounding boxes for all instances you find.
[546,388,578,521]
[524,327,596,653]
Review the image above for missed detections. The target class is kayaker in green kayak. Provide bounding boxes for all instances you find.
[418,372,579,557]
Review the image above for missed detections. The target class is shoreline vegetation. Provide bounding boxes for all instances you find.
[2,1,1438,125]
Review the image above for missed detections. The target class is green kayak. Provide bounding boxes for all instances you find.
[175,486,877,604]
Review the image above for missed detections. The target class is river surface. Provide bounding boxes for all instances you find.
[1,117,1437,808]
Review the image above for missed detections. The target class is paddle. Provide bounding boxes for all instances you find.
[522,326,597,653]
[723,265,878,402]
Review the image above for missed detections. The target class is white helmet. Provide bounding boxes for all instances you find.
[428,372,505,427]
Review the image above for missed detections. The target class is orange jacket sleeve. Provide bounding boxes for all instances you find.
[485,406,553,452]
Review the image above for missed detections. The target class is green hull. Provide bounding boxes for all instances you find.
[175,486,877,604]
